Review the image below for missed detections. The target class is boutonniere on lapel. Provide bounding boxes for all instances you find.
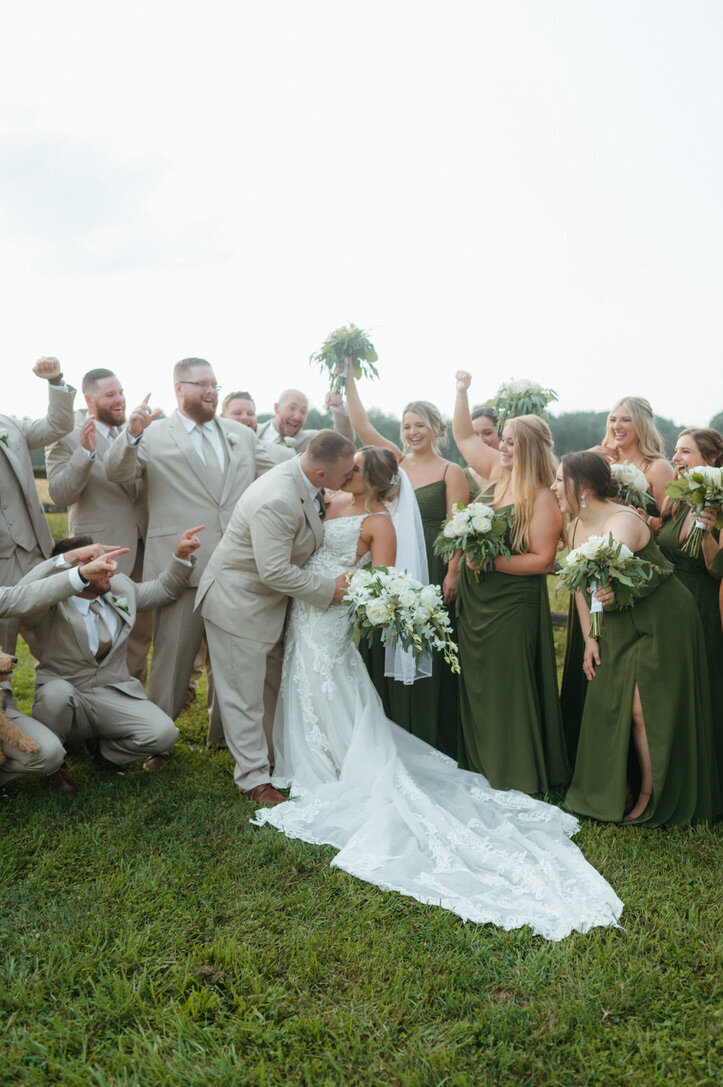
[283,436,296,448]
[225,432,238,448]
[0,430,8,445]
[111,595,130,615]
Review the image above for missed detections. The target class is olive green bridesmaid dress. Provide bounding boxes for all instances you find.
[565,532,721,826]
[657,505,723,788]
[360,477,460,759]
[456,500,570,795]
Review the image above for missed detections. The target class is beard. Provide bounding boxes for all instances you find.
[94,405,126,427]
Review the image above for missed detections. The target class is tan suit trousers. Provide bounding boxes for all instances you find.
[0,692,65,786]
[203,618,283,792]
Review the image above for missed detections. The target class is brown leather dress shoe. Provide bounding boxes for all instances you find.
[93,752,125,776]
[143,755,168,772]
[246,783,285,806]
[43,766,78,797]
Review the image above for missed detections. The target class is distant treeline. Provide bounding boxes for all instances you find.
[30,407,723,472]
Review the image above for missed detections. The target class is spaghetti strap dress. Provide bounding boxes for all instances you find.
[456,491,570,795]
[564,531,721,826]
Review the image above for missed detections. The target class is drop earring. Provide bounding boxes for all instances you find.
[580,492,588,509]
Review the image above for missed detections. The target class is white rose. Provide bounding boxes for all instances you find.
[617,542,634,561]
[366,599,390,625]
[419,585,440,608]
[471,514,492,533]
[399,589,417,609]
[414,606,431,624]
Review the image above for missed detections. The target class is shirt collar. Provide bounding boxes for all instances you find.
[297,457,320,501]
[70,594,106,616]
[177,410,216,435]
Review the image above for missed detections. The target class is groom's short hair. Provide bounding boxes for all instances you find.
[306,430,355,466]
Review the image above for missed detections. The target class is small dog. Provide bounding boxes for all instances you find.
[0,648,40,764]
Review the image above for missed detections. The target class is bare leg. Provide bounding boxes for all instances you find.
[624,684,653,821]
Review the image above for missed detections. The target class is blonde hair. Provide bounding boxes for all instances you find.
[602,397,668,462]
[492,415,557,552]
[400,401,447,455]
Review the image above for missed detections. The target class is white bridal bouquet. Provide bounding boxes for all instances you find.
[434,501,511,581]
[488,378,557,430]
[610,462,653,511]
[344,566,460,673]
[310,324,379,394]
[556,533,659,638]
[665,466,723,558]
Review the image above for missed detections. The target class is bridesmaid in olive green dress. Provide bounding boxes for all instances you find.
[452,371,569,796]
[344,365,469,758]
[658,428,723,788]
[554,452,720,827]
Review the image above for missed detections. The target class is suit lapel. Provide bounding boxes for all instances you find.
[103,588,133,628]
[63,600,97,663]
[168,413,216,494]
[292,461,324,549]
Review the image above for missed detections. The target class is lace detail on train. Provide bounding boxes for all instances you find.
[253,516,623,940]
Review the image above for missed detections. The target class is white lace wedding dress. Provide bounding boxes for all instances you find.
[252,516,623,940]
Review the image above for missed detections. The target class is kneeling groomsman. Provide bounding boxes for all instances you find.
[27,528,204,790]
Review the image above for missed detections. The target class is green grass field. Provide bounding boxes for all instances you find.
[2,519,721,1084]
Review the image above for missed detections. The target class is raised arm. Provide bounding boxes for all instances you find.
[344,364,402,461]
[452,371,500,480]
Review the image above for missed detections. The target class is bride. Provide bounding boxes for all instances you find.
[253,447,623,940]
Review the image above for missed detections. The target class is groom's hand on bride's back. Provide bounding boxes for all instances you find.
[333,573,349,605]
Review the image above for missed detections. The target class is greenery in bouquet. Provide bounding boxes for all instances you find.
[344,566,459,673]
[665,465,723,558]
[310,324,379,394]
[434,501,511,581]
[610,462,654,511]
[488,378,558,432]
[556,532,659,638]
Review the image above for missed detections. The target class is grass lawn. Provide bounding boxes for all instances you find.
[2,535,721,1084]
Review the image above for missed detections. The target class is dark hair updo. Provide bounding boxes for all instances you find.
[359,446,401,507]
[562,451,619,511]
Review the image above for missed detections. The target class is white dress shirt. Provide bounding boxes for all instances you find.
[177,411,226,471]
[69,594,122,656]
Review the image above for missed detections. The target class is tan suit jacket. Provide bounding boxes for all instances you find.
[45,413,148,577]
[256,406,353,453]
[0,384,76,575]
[1,558,85,620]
[103,412,285,586]
[197,456,336,646]
[26,560,192,696]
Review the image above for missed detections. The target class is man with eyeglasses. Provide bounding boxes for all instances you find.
[104,357,286,764]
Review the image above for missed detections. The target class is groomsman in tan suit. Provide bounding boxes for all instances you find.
[104,357,285,760]
[0,545,128,797]
[0,356,76,657]
[196,430,355,803]
[45,368,152,682]
[256,388,353,452]
[28,530,202,794]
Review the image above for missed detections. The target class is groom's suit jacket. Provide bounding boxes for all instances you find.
[196,456,336,646]
[104,411,285,586]
[45,412,148,578]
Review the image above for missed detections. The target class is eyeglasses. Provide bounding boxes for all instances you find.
[179,381,221,391]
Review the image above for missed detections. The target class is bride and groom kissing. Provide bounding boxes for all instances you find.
[198,429,623,940]
[196,429,358,804]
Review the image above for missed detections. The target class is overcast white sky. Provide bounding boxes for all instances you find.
[1,0,722,429]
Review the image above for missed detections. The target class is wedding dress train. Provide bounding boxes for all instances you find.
[252,516,623,941]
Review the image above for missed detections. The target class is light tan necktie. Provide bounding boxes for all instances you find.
[198,426,224,499]
[107,425,118,440]
[89,599,113,661]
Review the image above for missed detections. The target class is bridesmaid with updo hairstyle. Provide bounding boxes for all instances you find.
[658,427,723,787]
[553,451,720,826]
[597,396,674,529]
[453,371,569,796]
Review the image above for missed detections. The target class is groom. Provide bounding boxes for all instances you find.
[196,430,356,803]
